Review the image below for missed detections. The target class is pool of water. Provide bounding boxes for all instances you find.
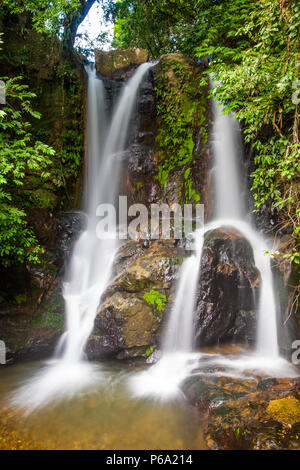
[0,361,206,450]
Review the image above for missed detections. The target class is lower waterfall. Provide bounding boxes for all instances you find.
[10,62,155,411]
[129,81,298,400]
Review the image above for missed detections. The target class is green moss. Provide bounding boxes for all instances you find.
[15,293,27,305]
[32,311,64,332]
[266,398,300,424]
[143,288,167,323]
[142,345,154,358]
[32,292,64,332]
[28,189,57,209]
[154,55,207,204]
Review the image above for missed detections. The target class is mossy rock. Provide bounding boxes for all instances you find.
[95,48,149,78]
[154,53,208,205]
[266,397,300,425]
[28,189,58,210]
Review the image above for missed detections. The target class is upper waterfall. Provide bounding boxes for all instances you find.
[211,81,245,221]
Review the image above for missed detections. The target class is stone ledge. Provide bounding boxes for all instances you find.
[94,48,149,79]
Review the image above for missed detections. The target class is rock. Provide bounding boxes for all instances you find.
[181,375,258,410]
[200,376,300,450]
[266,397,300,425]
[95,48,149,79]
[194,227,261,347]
[271,237,300,357]
[86,240,183,360]
[146,348,162,364]
[0,211,83,364]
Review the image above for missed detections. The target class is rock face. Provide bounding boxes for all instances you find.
[86,240,183,360]
[194,227,261,346]
[0,212,84,363]
[95,48,149,79]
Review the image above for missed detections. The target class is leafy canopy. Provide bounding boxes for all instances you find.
[0,36,57,266]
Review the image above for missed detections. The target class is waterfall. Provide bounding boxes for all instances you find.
[60,62,154,364]
[11,62,154,411]
[211,88,279,358]
[163,232,204,353]
[129,78,289,401]
[211,90,244,220]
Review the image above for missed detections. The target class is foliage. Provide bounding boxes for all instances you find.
[75,31,110,58]
[0,69,56,266]
[142,345,154,358]
[103,0,198,58]
[143,288,167,322]
[197,1,300,269]
[1,0,82,35]
[1,0,97,50]
[107,0,300,279]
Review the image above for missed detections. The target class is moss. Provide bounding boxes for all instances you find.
[142,345,154,358]
[15,293,27,305]
[143,289,167,323]
[32,292,64,332]
[266,397,300,425]
[28,189,57,210]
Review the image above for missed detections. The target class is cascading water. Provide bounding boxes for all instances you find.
[163,235,204,353]
[211,89,244,221]
[129,78,298,400]
[60,62,155,364]
[210,87,279,359]
[11,61,155,411]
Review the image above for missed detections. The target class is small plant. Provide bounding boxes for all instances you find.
[143,289,167,323]
[143,289,167,311]
[142,345,154,358]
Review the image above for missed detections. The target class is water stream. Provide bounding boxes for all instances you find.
[10,62,155,411]
[129,81,297,400]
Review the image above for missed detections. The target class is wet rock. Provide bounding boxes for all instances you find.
[271,237,300,357]
[266,397,300,425]
[146,348,162,364]
[95,48,149,79]
[194,227,261,347]
[0,211,83,364]
[201,377,300,450]
[54,211,85,262]
[181,375,258,410]
[86,240,183,360]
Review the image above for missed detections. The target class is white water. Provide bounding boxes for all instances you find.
[129,80,298,400]
[129,231,205,400]
[11,62,154,411]
[211,90,244,220]
[210,90,279,358]
[163,230,205,353]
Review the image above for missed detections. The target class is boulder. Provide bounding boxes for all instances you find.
[200,377,300,450]
[86,239,183,360]
[194,227,261,346]
[94,48,149,79]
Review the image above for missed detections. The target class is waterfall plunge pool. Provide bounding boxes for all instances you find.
[0,360,206,450]
[0,345,298,450]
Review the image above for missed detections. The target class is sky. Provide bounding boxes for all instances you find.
[75,2,114,58]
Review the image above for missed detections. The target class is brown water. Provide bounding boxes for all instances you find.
[0,361,206,450]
